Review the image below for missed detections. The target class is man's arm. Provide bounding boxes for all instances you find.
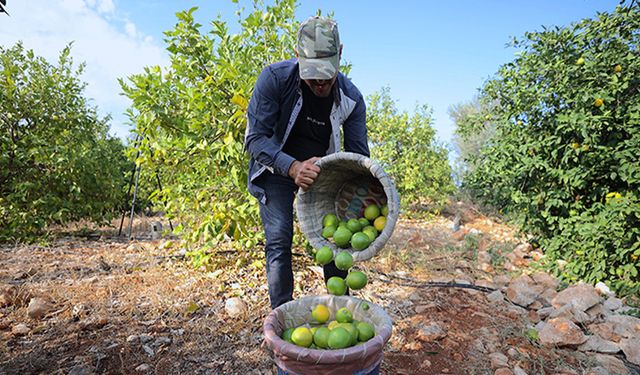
[342,93,370,157]
[244,66,296,177]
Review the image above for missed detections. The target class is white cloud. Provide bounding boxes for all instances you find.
[0,0,168,140]
[125,22,137,38]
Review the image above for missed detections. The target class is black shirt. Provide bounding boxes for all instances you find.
[282,82,333,161]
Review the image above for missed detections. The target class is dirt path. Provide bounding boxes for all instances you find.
[0,211,630,374]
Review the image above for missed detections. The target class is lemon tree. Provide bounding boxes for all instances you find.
[120,1,299,265]
[0,43,129,241]
[458,3,640,295]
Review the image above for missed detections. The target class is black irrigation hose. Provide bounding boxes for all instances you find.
[368,268,533,311]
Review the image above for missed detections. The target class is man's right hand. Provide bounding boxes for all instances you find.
[288,157,321,190]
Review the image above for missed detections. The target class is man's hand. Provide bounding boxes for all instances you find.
[288,157,321,190]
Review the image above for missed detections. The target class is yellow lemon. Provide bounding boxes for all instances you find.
[311,304,330,324]
[373,216,386,232]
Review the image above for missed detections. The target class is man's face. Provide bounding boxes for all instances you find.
[303,76,337,98]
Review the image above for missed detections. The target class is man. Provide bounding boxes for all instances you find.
[244,16,369,309]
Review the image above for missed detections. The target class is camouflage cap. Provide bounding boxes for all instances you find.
[297,16,340,80]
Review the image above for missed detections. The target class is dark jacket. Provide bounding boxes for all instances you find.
[244,58,369,203]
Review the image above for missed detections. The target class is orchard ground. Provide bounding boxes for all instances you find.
[1,202,639,374]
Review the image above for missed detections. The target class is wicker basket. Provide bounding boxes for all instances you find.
[296,152,400,262]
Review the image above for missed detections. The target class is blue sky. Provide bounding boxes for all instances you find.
[0,0,621,151]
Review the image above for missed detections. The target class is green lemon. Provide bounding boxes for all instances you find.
[358,217,370,227]
[364,204,381,221]
[333,227,352,248]
[281,327,294,343]
[350,232,371,251]
[381,204,388,216]
[315,246,333,265]
[361,302,370,311]
[338,322,359,345]
[291,326,313,347]
[356,322,375,342]
[334,251,353,271]
[346,218,362,233]
[322,225,337,239]
[327,320,340,330]
[328,327,351,349]
[326,276,347,296]
[336,307,353,323]
[322,213,339,228]
[313,326,331,348]
[362,226,378,242]
[346,270,368,290]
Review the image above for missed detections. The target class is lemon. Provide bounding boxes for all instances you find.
[364,204,380,221]
[381,204,388,216]
[327,320,340,330]
[338,322,359,345]
[328,327,351,349]
[346,218,362,233]
[326,276,347,296]
[291,327,313,347]
[322,213,338,228]
[362,226,378,242]
[350,232,370,251]
[335,251,353,271]
[358,217,370,227]
[356,322,375,342]
[346,270,368,290]
[373,216,386,232]
[281,327,294,343]
[315,246,333,265]
[313,326,331,348]
[322,225,337,239]
[333,227,352,248]
[336,307,353,323]
[312,304,330,324]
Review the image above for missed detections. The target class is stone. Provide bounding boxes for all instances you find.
[487,290,504,304]
[602,297,623,311]
[552,283,601,312]
[135,364,151,372]
[605,314,640,339]
[513,366,528,375]
[514,243,533,254]
[586,304,607,321]
[539,318,587,346]
[27,298,52,320]
[538,288,558,307]
[477,251,492,264]
[538,307,555,319]
[531,272,559,290]
[11,323,30,336]
[224,297,247,317]
[0,285,16,307]
[142,344,154,357]
[594,282,614,297]
[68,364,94,375]
[577,335,620,353]
[588,322,620,342]
[619,338,640,365]
[506,275,543,306]
[126,335,139,343]
[494,369,513,375]
[416,322,447,342]
[594,354,629,375]
[489,352,509,369]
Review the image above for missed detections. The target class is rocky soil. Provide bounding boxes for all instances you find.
[1,205,639,375]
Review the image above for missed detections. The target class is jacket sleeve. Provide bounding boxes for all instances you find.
[244,66,296,177]
[342,93,370,157]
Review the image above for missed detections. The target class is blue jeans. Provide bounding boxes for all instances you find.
[257,172,347,309]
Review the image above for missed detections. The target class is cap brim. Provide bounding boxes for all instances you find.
[299,55,339,80]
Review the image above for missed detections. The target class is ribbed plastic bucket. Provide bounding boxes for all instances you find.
[263,295,393,375]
